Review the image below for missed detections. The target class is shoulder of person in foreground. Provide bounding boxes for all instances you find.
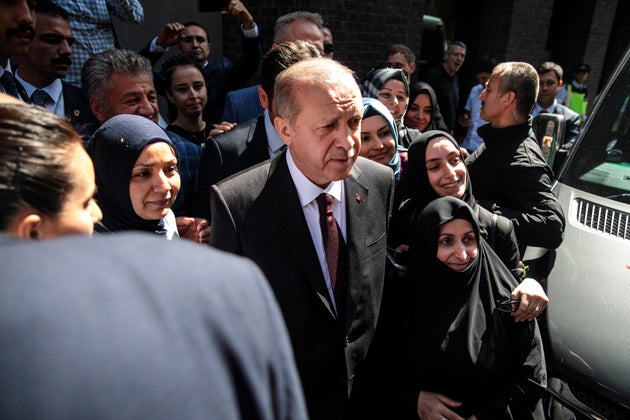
[0,232,307,420]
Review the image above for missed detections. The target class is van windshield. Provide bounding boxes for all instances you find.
[561,59,630,204]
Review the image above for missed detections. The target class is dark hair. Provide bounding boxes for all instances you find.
[0,103,83,229]
[447,41,467,52]
[161,55,204,94]
[35,0,70,21]
[182,21,209,42]
[537,61,564,82]
[474,56,497,74]
[260,40,321,102]
[387,44,416,65]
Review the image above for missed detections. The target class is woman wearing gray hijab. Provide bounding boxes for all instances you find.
[361,65,420,148]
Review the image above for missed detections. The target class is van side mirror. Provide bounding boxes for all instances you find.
[533,113,566,171]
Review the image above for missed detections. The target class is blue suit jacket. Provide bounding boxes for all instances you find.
[221,84,263,123]
[0,233,307,420]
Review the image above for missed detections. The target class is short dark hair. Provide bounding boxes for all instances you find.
[474,56,497,74]
[35,0,70,21]
[0,103,83,230]
[387,44,416,65]
[162,55,204,94]
[537,61,563,82]
[182,21,210,42]
[260,40,321,102]
[447,41,467,52]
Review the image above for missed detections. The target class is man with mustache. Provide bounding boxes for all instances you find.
[210,58,395,420]
[15,0,97,139]
[0,0,36,98]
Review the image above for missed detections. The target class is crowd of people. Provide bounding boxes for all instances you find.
[1,0,577,418]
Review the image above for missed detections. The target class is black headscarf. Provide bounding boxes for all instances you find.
[406,130,473,206]
[404,196,546,417]
[88,114,177,234]
[406,82,449,132]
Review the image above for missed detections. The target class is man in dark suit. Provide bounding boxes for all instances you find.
[14,0,97,139]
[0,233,307,420]
[140,1,262,125]
[532,61,581,151]
[0,0,35,98]
[194,40,321,219]
[209,58,395,420]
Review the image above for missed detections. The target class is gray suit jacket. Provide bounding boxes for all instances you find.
[0,233,307,420]
[209,153,395,420]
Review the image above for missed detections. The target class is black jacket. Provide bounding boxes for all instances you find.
[466,121,565,251]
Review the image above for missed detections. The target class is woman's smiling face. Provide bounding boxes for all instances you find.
[437,218,478,271]
[129,142,180,220]
[425,137,467,199]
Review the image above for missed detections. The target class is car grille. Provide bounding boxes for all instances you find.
[575,198,630,240]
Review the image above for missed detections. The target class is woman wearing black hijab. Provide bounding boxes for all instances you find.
[405,82,449,133]
[401,196,546,419]
[88,114,182,239]
[390,130,548,321]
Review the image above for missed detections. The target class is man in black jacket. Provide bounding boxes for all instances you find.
[466,61,565,254]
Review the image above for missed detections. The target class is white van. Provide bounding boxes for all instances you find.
[540,45,630,418]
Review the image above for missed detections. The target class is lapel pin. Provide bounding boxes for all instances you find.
[355,193,363,203]
[73,109,80,117]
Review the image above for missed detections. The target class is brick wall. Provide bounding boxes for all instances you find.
[113,0,628,99]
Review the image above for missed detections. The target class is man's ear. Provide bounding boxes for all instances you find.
[409,62,417,75]
[503,91,516,105]
[273,115,292,147]
[257,86,269,110]
[558,80,564,88]
[11,213,43,240]
[89,97,107,124]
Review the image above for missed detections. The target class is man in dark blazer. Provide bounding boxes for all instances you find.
[14,0,97,138]
[0,233,308,420]
[210,58,395,420]
[140,1,262,125]
[532,61,581,150]
[194,40,321,219]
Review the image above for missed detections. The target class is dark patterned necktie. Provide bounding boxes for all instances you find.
[0,71,19,98]
[316,193,347,318]
[30,89,50,107]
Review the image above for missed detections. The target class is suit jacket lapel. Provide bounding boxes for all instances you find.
[269,155,337,319]
[343,165,369,333]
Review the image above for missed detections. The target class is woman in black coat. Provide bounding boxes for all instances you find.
[390,130,548,321]
[400,196,547,419]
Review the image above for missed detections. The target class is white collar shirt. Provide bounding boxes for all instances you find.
[286,150,346,312]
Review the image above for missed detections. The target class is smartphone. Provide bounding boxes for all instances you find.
[198,0,225,12]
